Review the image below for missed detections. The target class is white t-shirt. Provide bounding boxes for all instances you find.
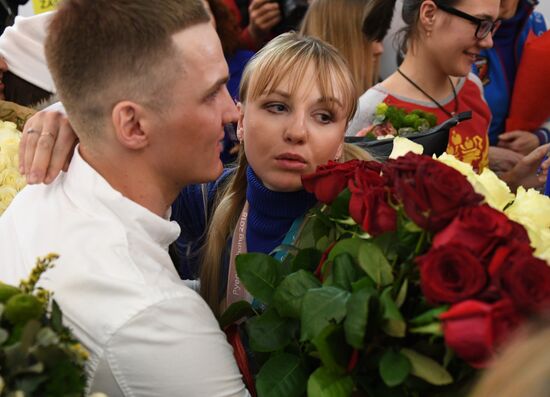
[0,149,249,397]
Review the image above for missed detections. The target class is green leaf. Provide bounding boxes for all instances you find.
[301,287,350,341]
[400,348,453,386]
[409,322,443,336]
[410,306,449,326]
[358,241,394,287]
[307,366,354,397]
[291,248,322,273]
[246,309,293,353]
[380,288,406,338]
[379,349,411,387]
[219,301,255,329]
[0,328,8,345]
[312,324,350,374]
[50,300,63,333]
[273,270,321,319]
[344,287,375,349]
[351,276,376,292]
[330,189,352,220]
[332,253,357,291]
[327,238,362,263]
[236,253,281,304]
[256,353,307,397]
[395,280,408,308]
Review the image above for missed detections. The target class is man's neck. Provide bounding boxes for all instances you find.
[78,145,177,218]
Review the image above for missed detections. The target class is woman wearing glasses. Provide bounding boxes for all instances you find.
[347,0,500,172]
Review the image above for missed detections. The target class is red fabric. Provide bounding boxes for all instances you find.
[506,31,550,132]
[225,324,257,397]
[222,0,242,24]
[381,75,491,171]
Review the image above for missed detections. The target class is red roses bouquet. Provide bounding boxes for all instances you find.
[228,153,550,397]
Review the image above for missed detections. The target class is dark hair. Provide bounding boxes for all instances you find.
[3,71,53,107]
[45,0,210,139]
[362,0,459,52]
[207,0,241,56]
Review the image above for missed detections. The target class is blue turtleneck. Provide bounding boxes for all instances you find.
[245,166,317,255]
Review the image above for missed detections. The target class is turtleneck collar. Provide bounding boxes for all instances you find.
[245,166,317,254]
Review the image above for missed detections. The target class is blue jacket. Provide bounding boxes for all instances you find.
[473,0,546,145]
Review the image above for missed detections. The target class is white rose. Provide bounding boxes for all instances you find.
[0,151,10,173]
[0,186,17,214]
[0,168,25,190]
[389,136,424,159]
[505,187,550,230]
[476,168,514,211]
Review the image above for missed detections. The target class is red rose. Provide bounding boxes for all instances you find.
[440,299,523,368]
[348,167,396,236]
[382,153,483,232]
[433,205,530,265]
[417,244,487,304]
[302,160,360,204]
[489,244,550,312]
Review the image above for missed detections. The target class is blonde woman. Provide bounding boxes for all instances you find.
[173,32,373,314]
[300,0,384,95]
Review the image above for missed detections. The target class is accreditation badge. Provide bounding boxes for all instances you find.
[32,0,61,14]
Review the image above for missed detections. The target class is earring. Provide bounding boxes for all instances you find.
[237,127,244,142]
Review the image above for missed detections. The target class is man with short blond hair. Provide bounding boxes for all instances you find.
[0,0,246,396]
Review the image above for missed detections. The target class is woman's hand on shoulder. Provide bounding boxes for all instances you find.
[19,109,77,184]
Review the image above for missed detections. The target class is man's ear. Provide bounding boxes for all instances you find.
[236,102,245,142]
[111,101,149,149]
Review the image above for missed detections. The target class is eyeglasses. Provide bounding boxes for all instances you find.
[434,1,501,40]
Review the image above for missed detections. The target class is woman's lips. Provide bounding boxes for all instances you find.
[275,153,308,170]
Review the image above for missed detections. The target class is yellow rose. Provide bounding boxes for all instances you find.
[0,185,17,214]
[0,151,10,173]
[389,136,424,159]
[505,187,550,230]
[476,168,514,211]
[0,138,19,164]
[0,168,25,191]
[436,152,490,195]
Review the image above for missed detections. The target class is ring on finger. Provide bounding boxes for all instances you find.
[26,128,38,134]
[40,131,55,139]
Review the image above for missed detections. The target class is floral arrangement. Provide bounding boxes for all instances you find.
[356,103,437,138]
[0,254,89,396]
[225,146,550,397]
[0,120,26,215]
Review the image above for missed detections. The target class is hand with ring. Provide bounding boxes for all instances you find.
[19,109,78,184]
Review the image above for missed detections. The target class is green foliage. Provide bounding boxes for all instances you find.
[227,159,478,397]
[0,255,88,397]
[236,253,282,304]
[256,353,308,397]
[379,350,411,387]
[375,103,438,134]
[300,287,350,341]
[307,367,353,397]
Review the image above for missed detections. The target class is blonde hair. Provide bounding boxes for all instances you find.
[300,0,375,95]
[470,317,550,397]
[200,32,373,315]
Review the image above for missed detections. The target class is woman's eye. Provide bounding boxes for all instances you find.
[315,112,333,124]
[266,103,287,113]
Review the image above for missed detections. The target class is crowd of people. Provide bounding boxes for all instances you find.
[0,0,549,396]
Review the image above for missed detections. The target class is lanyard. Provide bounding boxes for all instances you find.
[225,201,306,311]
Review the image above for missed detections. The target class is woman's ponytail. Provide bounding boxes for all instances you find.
[362,0,397,42]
